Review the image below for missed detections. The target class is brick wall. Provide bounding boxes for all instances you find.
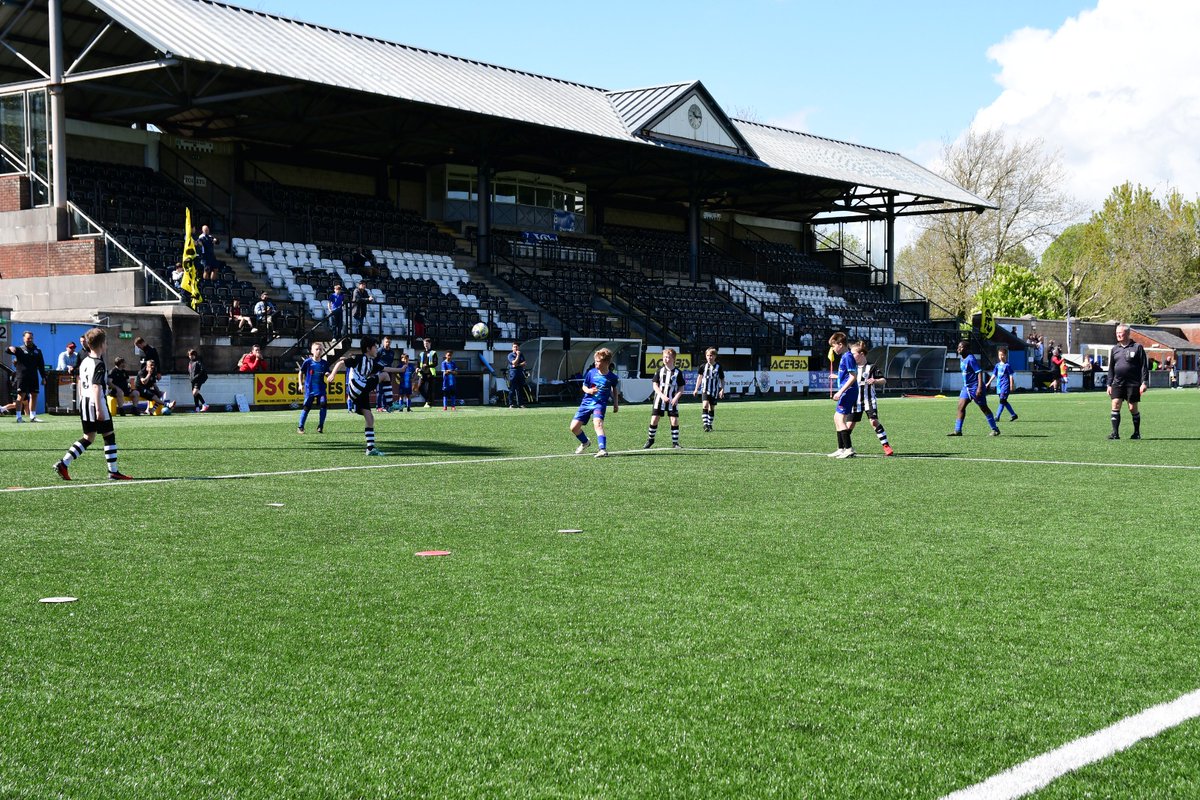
[0,174,31,212]
[0,239,103,278]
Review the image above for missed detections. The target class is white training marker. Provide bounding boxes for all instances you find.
[266,503,285,507]
[39,597,78,604]
[558,529,584,534]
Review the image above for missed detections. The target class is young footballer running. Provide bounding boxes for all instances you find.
[692,347,724,432]
[986,347,1018,422]
[852,341,894,456]
[54,328,132,480]
[644,347,685,449]
[297,341,329,434]
[829,332,858,458]
[327,336,403,456]
[948,339,1000,436]
[570,347,620,457]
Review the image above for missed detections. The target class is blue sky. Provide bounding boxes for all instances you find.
[250,1,1090,155]
[245,1,1199,215]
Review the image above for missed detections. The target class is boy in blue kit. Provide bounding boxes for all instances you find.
[570,347,620,457]
[949,339,1001,436]
[394,352,415,411]
[986,346,1018,422]
[297,341,329,434]
[440,350,458,410]
[828,332,859,458]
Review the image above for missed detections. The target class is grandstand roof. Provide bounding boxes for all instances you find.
[0,0,992,219]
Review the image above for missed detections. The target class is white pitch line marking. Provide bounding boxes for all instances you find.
[5,446,1198,494]
[940,687,1200,800]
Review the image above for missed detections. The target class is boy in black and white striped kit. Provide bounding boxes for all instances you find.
[54,328,132,481]
[327,337,404,456]
[852,341,894,456]
[692,347,724,432]
[644,348,685,449]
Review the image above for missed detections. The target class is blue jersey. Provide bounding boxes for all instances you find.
[376,347,395,369]
[992,362,1013,395]
[961,354,984,395]
[397,363,414,392]
[441,358,456,389]
[300,356,329,396]
[581,367,620,407]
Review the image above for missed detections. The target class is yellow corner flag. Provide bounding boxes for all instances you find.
[180,208,202,309]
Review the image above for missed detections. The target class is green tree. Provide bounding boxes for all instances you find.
[973,262,1059,317]
[1040,185,1200,323]
[897,129,1081,318]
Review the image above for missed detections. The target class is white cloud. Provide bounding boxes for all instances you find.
[972,0,1200,212]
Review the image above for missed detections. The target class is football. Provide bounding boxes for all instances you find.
[471,322,489,340]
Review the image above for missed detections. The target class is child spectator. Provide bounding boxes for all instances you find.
[187,349,209,412]
[644,347,684,449]
[107,356,137,416]
[852,340,893,456]
[54,327,131,481]
[135,360,175,414]
[229,298,254,333]
[986,347,1018,422]
[829,332,858,458]
[570,347,620,457]
[692,347,725,432]
[440,350,458,411]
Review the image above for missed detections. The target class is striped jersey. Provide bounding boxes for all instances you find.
[653,364,685,398]
[78,354,108,422]
[697,361,724,396]
[853,363,879,413]
[345,354,380,400]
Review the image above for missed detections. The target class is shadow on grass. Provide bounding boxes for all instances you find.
[306,438,509,458]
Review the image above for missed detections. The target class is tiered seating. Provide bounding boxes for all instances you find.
[503,267,622,339]
[614,273,766,349]
[602,224,740,274]
[236,237,527,341]
[741,240,835,281]
[67,158,214,271]
[248,182,454,253]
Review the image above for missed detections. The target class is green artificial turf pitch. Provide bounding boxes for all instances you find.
[2,391,1200,799]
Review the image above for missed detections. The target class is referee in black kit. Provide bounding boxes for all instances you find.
[1107,323,1149,440]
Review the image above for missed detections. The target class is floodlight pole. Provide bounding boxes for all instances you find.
[48,0,67,208]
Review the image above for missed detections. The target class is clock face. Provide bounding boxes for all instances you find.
[687,103,703,129]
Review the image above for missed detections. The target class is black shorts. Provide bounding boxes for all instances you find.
[651,397,679,416]
[347,392,368,415]
[16,373,39,393]
[1110,383,1142,403]
[191,376,207,390]
[81,416,115,436]
[845,411,864,423]
[700,393,719,406]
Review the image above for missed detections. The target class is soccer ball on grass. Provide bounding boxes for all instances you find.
[470,322,489,340]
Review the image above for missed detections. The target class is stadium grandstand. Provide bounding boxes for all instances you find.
[0,0,990,383]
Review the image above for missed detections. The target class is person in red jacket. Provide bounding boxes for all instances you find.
[238,344,266,373]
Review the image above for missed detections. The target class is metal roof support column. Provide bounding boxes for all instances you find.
[885,193,896,301]
[687,184,700,284]
[477,163,493,272]
[48,0,67,209]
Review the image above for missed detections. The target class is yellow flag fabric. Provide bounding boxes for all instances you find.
[980,309,996,339]
[180,208,202,309]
